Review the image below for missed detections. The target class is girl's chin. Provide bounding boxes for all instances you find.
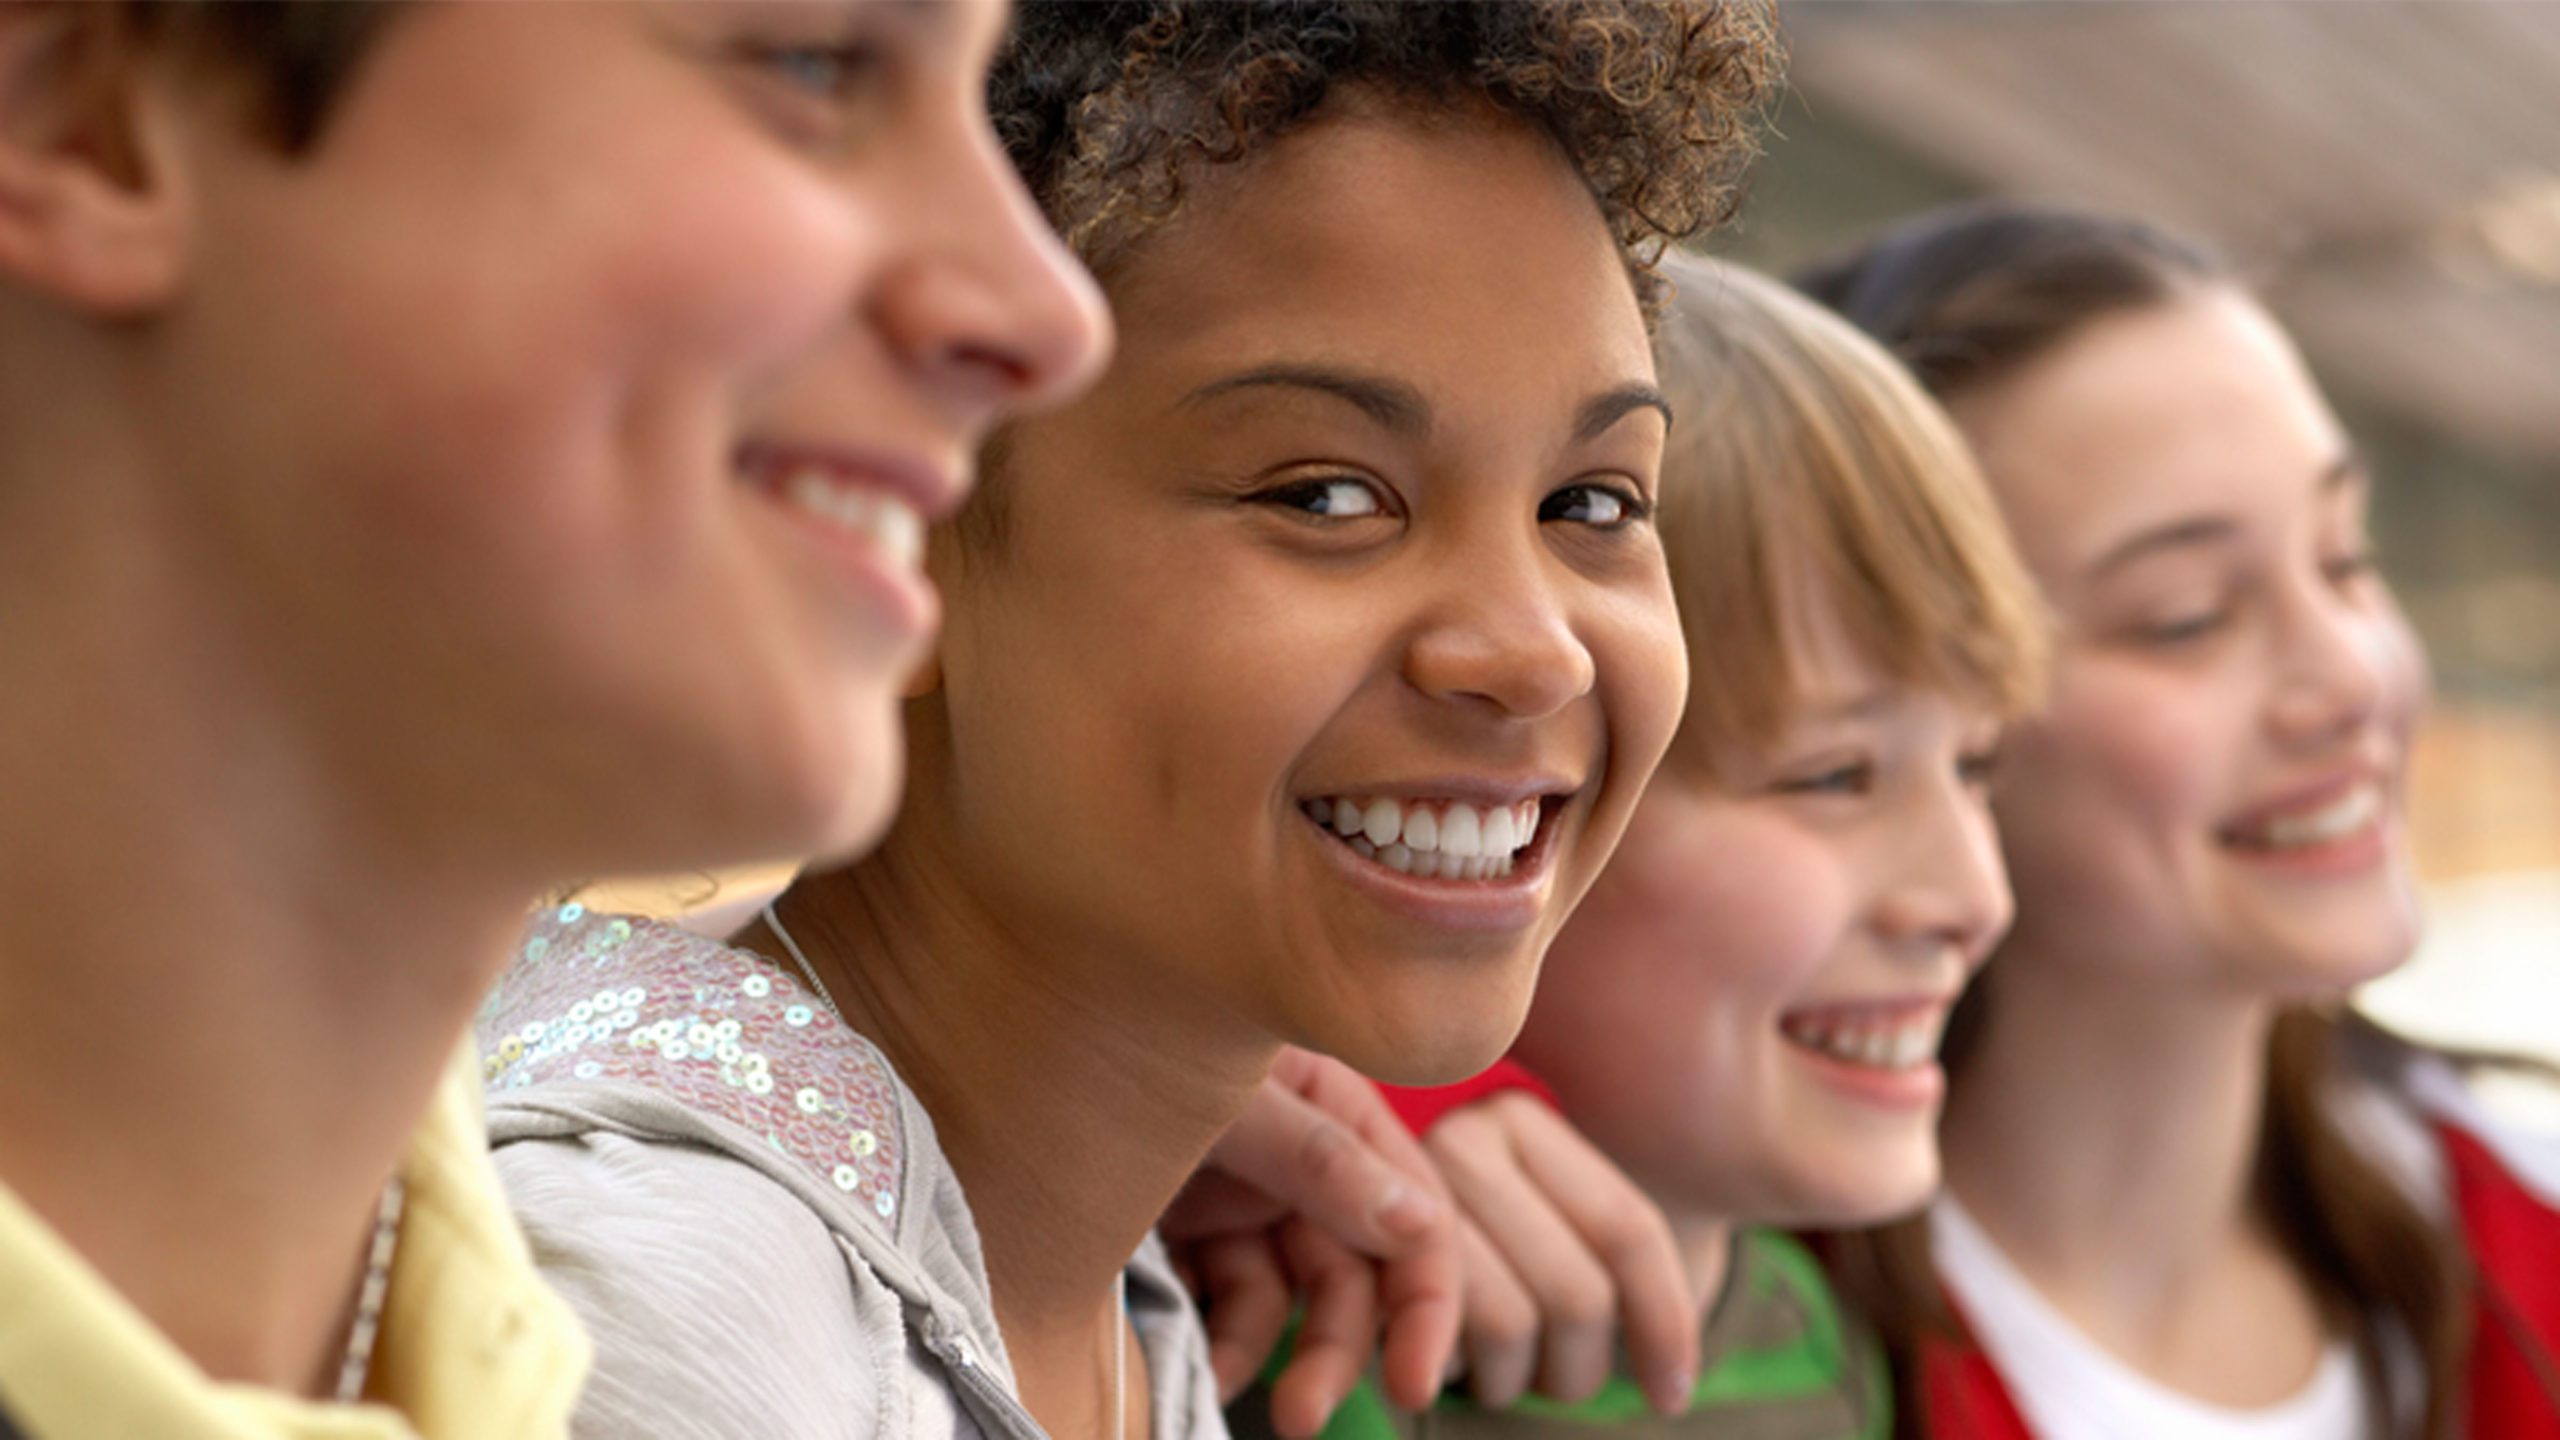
[1308,1006,1532,1089]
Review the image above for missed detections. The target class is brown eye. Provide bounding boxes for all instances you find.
[1256,476,1389,520]
[1540,482,1649,530]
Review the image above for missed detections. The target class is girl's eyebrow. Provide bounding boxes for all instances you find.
[1574,383,1673,442]
[1177,365,1670,445]
[1179,364,1429,435]
[2084,454,2363,584]
[2086,515,2240,584]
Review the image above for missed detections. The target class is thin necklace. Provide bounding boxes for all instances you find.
[761,902,1130,1439]
[333,1173,406,1404]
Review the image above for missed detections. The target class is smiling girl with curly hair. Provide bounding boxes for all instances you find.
[482,4,1780,1439]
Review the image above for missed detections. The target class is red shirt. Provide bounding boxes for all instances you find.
[1920,1120,2560,1439]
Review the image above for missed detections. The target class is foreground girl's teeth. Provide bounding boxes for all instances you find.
[782,471,925,568]
[1780,1012,1945,1072]
[2248,784,2381,850]
[1302,795,1543,880]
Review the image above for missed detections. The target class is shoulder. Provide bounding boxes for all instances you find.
[496,1130,910,1439]
[2334,1028,2560,1214]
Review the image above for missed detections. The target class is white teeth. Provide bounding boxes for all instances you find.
[1779,1010,1947,1072]
[781,470,925,568]
[1361,798,1402,848]
[1300,794,1546,879]
[2251,784,2381,850]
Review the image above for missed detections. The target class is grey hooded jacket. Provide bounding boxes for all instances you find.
[478,907,1227,1440]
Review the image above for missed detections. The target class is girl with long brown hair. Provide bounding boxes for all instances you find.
[1803,202,2560,1440]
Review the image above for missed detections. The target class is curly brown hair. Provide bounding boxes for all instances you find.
[990,0,1782,315]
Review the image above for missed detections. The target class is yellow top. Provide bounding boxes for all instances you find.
[0,1043,590,1439]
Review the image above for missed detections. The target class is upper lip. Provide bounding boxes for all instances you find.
[2219,764,2389,836]
[1297,775,1581,807]
[735,439,970,523]
[1780,991,1962,1021]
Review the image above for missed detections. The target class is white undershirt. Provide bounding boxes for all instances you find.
[1932,1194,2365,1440]
[1930,1053,2560,1440]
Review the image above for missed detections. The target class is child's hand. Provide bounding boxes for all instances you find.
[1426,1091,1698,1415]
[1163,1047,1461,1433]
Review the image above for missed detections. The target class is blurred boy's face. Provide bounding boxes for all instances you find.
[1514,590,2012,1228]
[9,1,1106,880]
[906,101,1686,1083]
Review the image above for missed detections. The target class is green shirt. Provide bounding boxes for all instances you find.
[1234,1229,1887,1440]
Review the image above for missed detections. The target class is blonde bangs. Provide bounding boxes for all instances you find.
[1650,255,2049,778]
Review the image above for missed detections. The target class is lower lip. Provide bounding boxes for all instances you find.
[1303,808,1559,934]
[2222,813,2392,879]
[750,484,937,641]
[1784,1038,1945,1110]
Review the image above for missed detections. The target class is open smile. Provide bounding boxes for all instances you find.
[1295,790,1574,933]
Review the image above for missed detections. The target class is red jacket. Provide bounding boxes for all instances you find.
[1920,1121,2560,1439]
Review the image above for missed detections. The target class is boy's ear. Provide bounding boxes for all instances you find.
[0,9,192,316]
[902,647,944,700]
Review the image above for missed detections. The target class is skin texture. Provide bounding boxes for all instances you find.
[1938,287,2431,1406]
[772,97,1687,1439]
[0,0,1102,1400]
[1479,582,2011,1409]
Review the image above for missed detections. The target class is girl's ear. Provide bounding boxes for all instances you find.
[0,8,194,316]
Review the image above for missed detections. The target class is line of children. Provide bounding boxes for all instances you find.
[10,4,2550,1439]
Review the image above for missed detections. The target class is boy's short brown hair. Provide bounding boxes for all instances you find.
[119,1,400,151]
[1650,254,2048,776]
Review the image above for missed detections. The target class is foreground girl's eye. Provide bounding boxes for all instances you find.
[1255,476,1390,521]
[1540,481,1651,531]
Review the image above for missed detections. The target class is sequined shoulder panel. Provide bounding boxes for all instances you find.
[477,904,907,1232]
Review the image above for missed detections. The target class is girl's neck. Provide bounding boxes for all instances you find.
[0,470,538,1395]
[1938,946,2330,1402]
[757,828,1269,1436]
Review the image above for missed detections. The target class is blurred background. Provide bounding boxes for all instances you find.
[1710,0,2559,1094]
[606,0,2556,1091]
